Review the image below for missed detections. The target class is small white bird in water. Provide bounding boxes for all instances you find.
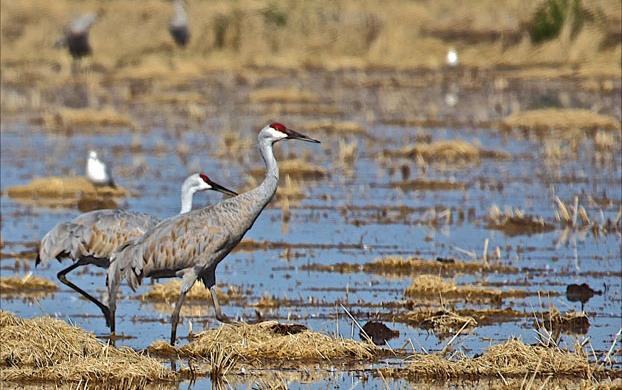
[86,150,115,187]
[446,48,459,67]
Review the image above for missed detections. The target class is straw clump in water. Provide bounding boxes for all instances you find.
[405,309,477,338]
[178,321,378,365]
[40,107,136,131]
[404,275,532,303]
[0,275,57,295]
[385,140,510,163]
[384,338,607,380]
[7,176,126,200]
[301,256,518,276]
[500,109,621,132]
[487,205,556,236]
[0,311,176,387]
[141,280,246,305]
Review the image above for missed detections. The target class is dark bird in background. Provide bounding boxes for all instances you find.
[566,283,603,311]
[169,0,190,47]
[56,12,98,59]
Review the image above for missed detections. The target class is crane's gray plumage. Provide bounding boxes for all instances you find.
[169,0,189,47]
[37,173,236,328]
[107,123,320,344]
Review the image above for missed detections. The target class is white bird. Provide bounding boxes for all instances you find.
[106,123,320,344]
[36,173,237,326]
[86,150,116,188]
[446,48,459,67]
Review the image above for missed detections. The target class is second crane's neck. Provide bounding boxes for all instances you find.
[180,181,196,214]
[257,137,279,204]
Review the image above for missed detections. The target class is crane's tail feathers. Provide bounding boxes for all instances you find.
[37,222,87,267]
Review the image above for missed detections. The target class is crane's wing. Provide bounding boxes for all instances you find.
[38,210,158,266]
[110,209,229,291]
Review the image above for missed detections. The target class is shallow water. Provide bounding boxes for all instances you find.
[1,69,621,388]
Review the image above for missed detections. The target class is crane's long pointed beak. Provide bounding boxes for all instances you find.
[210,182,238,197]
[286,129,320,143]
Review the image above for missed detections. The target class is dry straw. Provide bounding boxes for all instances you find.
[384,140,510,163]
[175,321,379,365]
[0,311,176,387]
[7,176,126,199]
[500,109,621,132]
[141,280,246,305]
[0,274,57,295]
[386,338,608,380]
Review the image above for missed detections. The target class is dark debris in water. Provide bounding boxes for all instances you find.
[360,321,399,345]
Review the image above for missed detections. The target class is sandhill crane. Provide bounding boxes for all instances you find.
[57,12,98,59]
[107,123,320,344]
[37,173,236,326]
[169,0,189,47]
[86,150,116,187]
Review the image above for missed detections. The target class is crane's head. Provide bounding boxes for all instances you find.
[195,173,238,197]
[260,122,320,144]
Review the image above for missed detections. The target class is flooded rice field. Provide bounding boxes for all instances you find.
[1,68,621,388]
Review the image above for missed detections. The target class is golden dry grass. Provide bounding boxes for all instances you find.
[404,275,532,303]
[0,311,175,386]
[500,109,621,132]
[6,176,126,199]
[301,256,518,276]
[177,321,379,365]
[383,338,608,380]
[0,275,57,295]
[1,0,619,74]
[39,107,136,131]
[249,88,320,104]
[390,179,467,191]
[385,140,510,163]
[141,280,247,305]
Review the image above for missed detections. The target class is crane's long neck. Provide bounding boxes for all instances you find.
[255,137,279,208]
[180,183,196,214]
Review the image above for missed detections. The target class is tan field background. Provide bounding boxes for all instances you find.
[1,0,620,78]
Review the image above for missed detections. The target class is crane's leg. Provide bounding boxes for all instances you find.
[170,291,188,345]
[202,267,239,324]
[57,261,111,328]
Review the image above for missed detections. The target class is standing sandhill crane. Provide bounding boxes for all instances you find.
[86,150,116,187]
[169,0,190,47]
[57,12,98,59]
[37,173,237,326]
[107,123,320,344]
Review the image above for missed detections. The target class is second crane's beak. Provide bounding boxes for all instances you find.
[284,128,321,144]
[208,180,238,197]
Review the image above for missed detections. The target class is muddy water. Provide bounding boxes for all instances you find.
[1,69,621,388]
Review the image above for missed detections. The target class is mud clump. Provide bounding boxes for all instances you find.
[360,321,399,345]
[500,109,621,132]
[566,283,602,309]
[7,176,127,202]
[541,308,590,337]
[486,205,556,236]
[0,311,175,386]
[0,275,57,296]
[407,309,477,338]
[177,321,379,365]
[382,338,609,380]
